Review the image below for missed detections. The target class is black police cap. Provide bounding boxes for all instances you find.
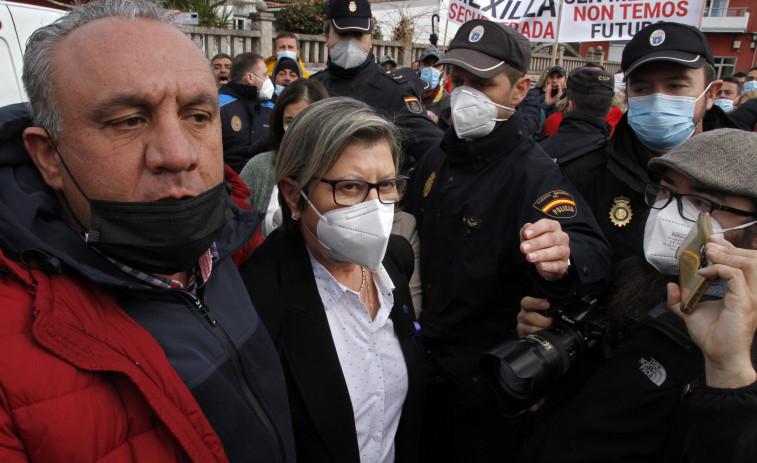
[326,0,373,34]
[621,22,714,79]
[438,19,531,78]
[566,67,614,96]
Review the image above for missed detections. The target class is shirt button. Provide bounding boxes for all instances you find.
[372,434,380,441]
[375,391,382,397]
[368,346,375,352]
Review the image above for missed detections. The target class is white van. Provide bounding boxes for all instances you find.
[0,1,65,107]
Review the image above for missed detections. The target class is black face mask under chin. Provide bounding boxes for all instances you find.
[44,129,233,275]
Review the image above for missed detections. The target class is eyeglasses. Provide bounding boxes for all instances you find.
[320,176,409,206]
[644,183,756,222]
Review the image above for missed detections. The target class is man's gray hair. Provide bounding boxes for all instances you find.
[275,97,402,234]
[22,0,174,137]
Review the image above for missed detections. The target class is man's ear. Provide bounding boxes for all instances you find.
[23,127,63,191]
[510,75,532,106]
[704,79,723,111]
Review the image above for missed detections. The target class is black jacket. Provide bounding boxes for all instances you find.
[729,97,757,132]
[219,82,274,173]
[239,230,426,463]
[541,112,644,263]
[518,299,757,463]
[311,55,443,171]
[409,110,612,351]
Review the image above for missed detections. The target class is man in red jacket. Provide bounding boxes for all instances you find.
[0,0,295,461]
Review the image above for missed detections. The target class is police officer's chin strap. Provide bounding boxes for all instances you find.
[43,127,90,234]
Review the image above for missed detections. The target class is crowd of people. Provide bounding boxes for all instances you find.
[1,0,757,462]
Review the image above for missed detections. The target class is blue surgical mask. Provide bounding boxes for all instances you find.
[713,98,734,113]
[744,80,757,92]
[627,83,711,153]
[420,66,441,89]
[277,50,297,62]
[274,85,285,96]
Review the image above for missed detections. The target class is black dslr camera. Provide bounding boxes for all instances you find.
[480,296,610,416]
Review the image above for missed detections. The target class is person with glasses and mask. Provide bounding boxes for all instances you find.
[517,129,757,463]
[239,97,425,463]
[219,52,275,173]
[407,19,611,462]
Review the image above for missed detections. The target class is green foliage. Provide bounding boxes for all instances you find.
[276,0,327,35]
[276,0,382,39]
[165,0,231,28]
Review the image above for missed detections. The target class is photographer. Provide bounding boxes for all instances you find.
[515,129,757,462]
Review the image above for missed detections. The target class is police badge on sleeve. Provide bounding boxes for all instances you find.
[404,96,423,115]
[533,190,577,219]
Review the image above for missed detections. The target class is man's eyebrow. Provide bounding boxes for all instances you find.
[89,94,152,120]
[690,184,727,201]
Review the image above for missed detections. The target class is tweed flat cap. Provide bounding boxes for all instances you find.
[648,129,757,200]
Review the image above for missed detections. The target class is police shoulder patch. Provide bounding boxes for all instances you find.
[231,115,242,132]
[533,190,577,219]
[404,96,423,115]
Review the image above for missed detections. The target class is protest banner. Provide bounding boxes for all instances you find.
[558,0,705,42]
[446,0,705,43]
[447,0,559,42]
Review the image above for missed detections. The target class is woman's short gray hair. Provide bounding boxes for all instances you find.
[275,97,402,233]
[22,0,173,137]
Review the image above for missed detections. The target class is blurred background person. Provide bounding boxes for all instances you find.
[240,78,328,237]
[379,55,397,72]
[239,97,425,463]
[211,52,231,88]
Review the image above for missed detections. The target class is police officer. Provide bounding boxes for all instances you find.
[219,52,275,173]
[539,67,621,257]
[407,19,612,463]
[311,0,443,170]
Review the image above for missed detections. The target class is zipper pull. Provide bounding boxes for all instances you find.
[189,293,218,326]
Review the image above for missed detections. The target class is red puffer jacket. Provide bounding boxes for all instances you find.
[0,252,228,463]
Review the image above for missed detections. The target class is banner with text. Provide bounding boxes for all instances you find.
[447,0,705,43]
[558,0,705,42]
[447,0,560,42]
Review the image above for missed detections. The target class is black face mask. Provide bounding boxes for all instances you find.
[45,130,232,275]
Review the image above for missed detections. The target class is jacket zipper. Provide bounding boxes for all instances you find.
[181,289,286,463]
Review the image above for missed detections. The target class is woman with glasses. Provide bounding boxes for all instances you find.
[238,97,424,463]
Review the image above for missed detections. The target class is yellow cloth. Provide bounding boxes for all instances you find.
[265,54,311,79]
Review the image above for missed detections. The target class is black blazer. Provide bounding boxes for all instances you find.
[239,229,425,463]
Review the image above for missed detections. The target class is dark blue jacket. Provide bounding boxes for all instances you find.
[0,103,295,463]
[219,82,274,173]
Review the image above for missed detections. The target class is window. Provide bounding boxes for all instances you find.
[705,0,729,16]
[713,56,737,78]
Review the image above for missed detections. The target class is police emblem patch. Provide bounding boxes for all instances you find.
[533,190,577,219]
[348,1,357,12]
[609,196,633,227]
[231,115,242,132]
[423,172,436,198]
[404,96,423,115]
[649,29,665,46]
[469,25,485,43]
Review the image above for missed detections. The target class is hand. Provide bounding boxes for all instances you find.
[520,219,571,281]
[544,86,563,106]
[426,110,439,124]
[668,236,757,388]
[517,297,554,338]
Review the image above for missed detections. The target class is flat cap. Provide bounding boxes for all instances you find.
[648,129,757,201]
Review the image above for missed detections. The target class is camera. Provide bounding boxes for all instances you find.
[480,296,610,416]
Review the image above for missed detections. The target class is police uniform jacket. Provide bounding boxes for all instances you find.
[219,82,274,173]
[311,55,443,170]
[540,112,641,264]
[409,109,612,355]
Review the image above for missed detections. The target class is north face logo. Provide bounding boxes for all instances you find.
[639,357,667,386]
